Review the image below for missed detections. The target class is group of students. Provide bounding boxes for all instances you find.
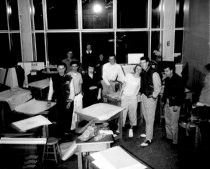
[47,48,186,148]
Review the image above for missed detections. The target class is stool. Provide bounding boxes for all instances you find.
[42,137,61,164]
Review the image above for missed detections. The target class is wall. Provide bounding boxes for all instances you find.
[182,0,210,97]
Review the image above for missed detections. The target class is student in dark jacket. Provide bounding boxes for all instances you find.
[162,63,185,145]
[83,64,102,107]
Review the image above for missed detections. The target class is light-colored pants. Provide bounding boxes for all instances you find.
[121,95,138,127]
[71,93,83,130]
[141,94,158,140]
[164,100,180,144]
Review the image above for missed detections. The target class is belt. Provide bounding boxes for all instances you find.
[75,92,81,96]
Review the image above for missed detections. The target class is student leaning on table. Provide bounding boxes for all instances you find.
[47,62,75,141]
[101,55,125,101]
[120,65,142,138]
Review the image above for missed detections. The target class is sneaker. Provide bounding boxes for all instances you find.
[128,129,133,137]
[140,139,152,147]
[140,133,146,138]
[115,129,120,134]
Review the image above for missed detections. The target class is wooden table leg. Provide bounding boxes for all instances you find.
[77,152,83,169]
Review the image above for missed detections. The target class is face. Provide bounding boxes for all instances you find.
[134,65,142,75]
[57,65,66,75]
[72,64,79,72]
[87,44,91,50]
[164,67,173,78]
[99,54,104,60]
[88,66,94,73]
[109,56,115,65]
[67,51,73,60]
[140,59,149,71]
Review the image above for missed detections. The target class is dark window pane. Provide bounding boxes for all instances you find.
[47,33,80,64]
[82,0,113,29]
[47,0,78,29]
[116,32,148,63]
[0,33,10,67]
[151,31,162,62]
[35,33,45,62]
[33,0,43,30]
[10,33,21,63]
[174,30,183,63]
[175,0,184,27]
[7,0,19,30]
[152,0,161,28]
[0,0,8,30]
[117,0,148,28]
[82,32,114,58]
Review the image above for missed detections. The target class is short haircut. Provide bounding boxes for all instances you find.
[70,60,80,66]
[108,55,116,59]
[164,62,175,71]
[57,62,67,69]
[87,63,95,68]
[140,56,150,62]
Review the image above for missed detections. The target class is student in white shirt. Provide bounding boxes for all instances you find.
[101,55,125,101]
[120,65,142,137]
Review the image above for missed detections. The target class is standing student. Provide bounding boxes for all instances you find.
[62,50,75,73]
[101,55,125,100]
[82,43,96,72]
[162,63,184,145]
[139,57,162,147]
[68,61,83,130]
[47,62,75,140]
[83,64,102,107]
[120,65,141,137]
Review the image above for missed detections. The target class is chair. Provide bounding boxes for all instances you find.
[42,137,61,164]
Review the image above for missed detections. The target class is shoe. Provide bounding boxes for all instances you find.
[128,129,133,138]
[115,129,120,134]
[140,133,146,138]
[140,139,152,147]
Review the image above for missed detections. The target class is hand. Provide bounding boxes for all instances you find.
[97,94,101,100]
[66,101,72,109]
[89,86,97,90]
[47,100,51,107]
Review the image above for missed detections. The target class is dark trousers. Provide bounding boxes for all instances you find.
[57,101,74,136]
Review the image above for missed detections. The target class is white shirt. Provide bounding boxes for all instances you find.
[102,63,125,85]
[68,71,83,94]
[122,73,140,97]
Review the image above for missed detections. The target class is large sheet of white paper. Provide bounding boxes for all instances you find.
[28,78,49,89]
[60,141,77,161]
[0,137,47,145]
[0,87,32,110]
[127,53,144,64]
[91,146,147,169]
[76,103,124,121]
[14,99,56,115]
[12,115,52,132]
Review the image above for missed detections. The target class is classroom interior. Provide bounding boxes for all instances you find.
[0,0,210,169]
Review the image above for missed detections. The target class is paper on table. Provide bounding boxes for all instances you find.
[12,115,52,132]
[28,78,49,89]
[91,146,147,169]
[0,137,47,145]
[14,99,56,115]
[76,103,124,121]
